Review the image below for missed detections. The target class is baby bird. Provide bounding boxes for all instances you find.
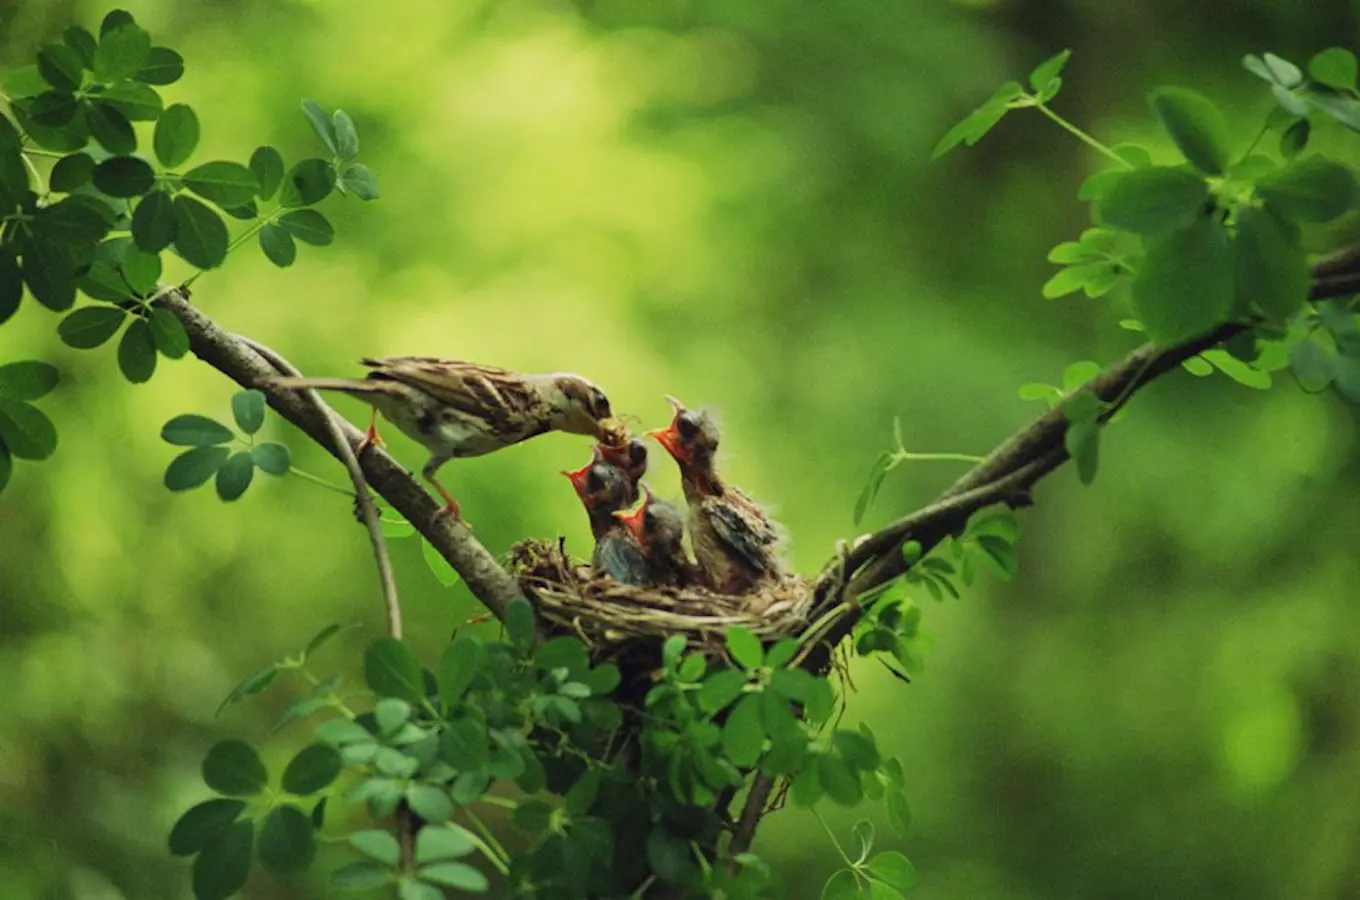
[646,397,784,593]
[563,460,649,586]
[593,436,648,498]
[263,357,615,523]
[613,487,700,589]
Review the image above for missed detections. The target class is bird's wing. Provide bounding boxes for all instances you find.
[262,375,414,402]
[359,357,546,428]
[704,495,780,574]
[594,537,651,586]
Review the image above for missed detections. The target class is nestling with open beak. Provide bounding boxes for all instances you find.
[592,436,648,499]
[646,397,785,593]
[262,357,616,523]
[562,459,650,586]
[613,486,700,589]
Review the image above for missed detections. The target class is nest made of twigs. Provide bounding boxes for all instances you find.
[507,538,815,653]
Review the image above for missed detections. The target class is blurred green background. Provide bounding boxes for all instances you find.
[4,0,1360,897]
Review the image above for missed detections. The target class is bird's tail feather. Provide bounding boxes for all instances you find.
[260,376,400,399]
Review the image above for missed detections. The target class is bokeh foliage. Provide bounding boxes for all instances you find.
[3,0,1360,898]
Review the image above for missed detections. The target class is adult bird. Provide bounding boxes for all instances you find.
[613,486,699,589]
[264,356,614,523]
[646,398,785,593]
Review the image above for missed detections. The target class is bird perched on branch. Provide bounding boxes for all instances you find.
[262,357,615,523]
[647,397,785,593]
[613,487,699,588]
[562,459,649,586]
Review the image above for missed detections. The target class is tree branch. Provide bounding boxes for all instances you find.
[159,288,523,624]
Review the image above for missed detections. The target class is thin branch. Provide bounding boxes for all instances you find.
[158,288,523,623]
[727,775,775,862]
[232,332,403,639]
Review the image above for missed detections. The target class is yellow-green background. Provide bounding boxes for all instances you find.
[3,1,1360,897]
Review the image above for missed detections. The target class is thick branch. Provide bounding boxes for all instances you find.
[161,289,522,623]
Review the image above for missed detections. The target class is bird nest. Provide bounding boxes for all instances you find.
[507,538,816,652]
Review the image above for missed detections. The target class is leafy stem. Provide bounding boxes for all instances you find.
[1026,98,1131,167]
[461,808,511,875]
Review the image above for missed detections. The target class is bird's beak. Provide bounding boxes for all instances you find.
[612,502,648,544]
[645,422,687,465]
[561,462,592,504]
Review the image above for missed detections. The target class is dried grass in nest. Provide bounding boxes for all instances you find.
[507,538,815,652]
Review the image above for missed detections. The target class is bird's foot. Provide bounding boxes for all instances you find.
[357,423,386,456]
[433,500,471,532]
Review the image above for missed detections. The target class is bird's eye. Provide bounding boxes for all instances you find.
[628,440,647,464]
[591,389,612,419]
[586,466,606,491]
[676,413,700,439]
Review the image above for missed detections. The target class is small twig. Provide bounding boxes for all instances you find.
[726,774,776,866]
[234,333,403,639]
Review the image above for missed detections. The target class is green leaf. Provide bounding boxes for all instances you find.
[154,103,199,168]
[0,361,60,401]
[400,880,445,900]
[301,98,339,155]
[164,445,230,491]
[1148,87,1231,175]
[722,692,766,767]
[92,155,154,197]
[202,739,268,796]
[38,44,84,92]
[1029,49,1071,92]
[183,161,260,208]
[50,152,94,192]
[0,403,59,463]
[173,195,229,268]
[148,308,189,359]
[281,743,341,795]
[191,820,253,900]
[0,254,22,325]
[251,441,290,475]
[1290,336,1334,391]
[250,145,285,200]
[341,163,381,200]
[217,663,279,715]
[231,389,266,435]
[132,190,177,252]
[505,595,536,650]
[868,851,917,891]
[168,798,246,856]
[416,826,476,863]
[1202,350,1272,390]
[349,829,401,866]
[3,66,48,99]
[854,450,894,526]
[726,626,764,669]
[1280,118,1310,160]
[331,860,393,890]
[281,158,337,207]
[1244,53,1302,87]
[1255,156,1358,222]
[258,223,297,268]
[93,23,151,83]
[98,81,163,121]
[116,318,157,383]
[1041,262,1107,299]
[215,451,255,501]
[85,101,135,154]
[818,754,863,805]
[136,46,184,85]
[931,81,1023,160]
[21,91,80,128]
[279,208,335,246]
[1309,48,1358,90]
[316,718,374,746]
[62,26,98,68]
[406,783,453,823]
[120,246,161,296]
[886,790,912,837]
[258,804,315,873]
[421,537,459,587]
[1233,206,1308,322]
[1094,166,1209,236]
[333,109,359,159]
[1133,217,1234,344]
[22,240,75,311]
[365,637,426,702]
[698,669,748,713]
[1063,416,1101,485]
[438,636,485,708]
[161,414,234,446]
[419,863,489,891]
